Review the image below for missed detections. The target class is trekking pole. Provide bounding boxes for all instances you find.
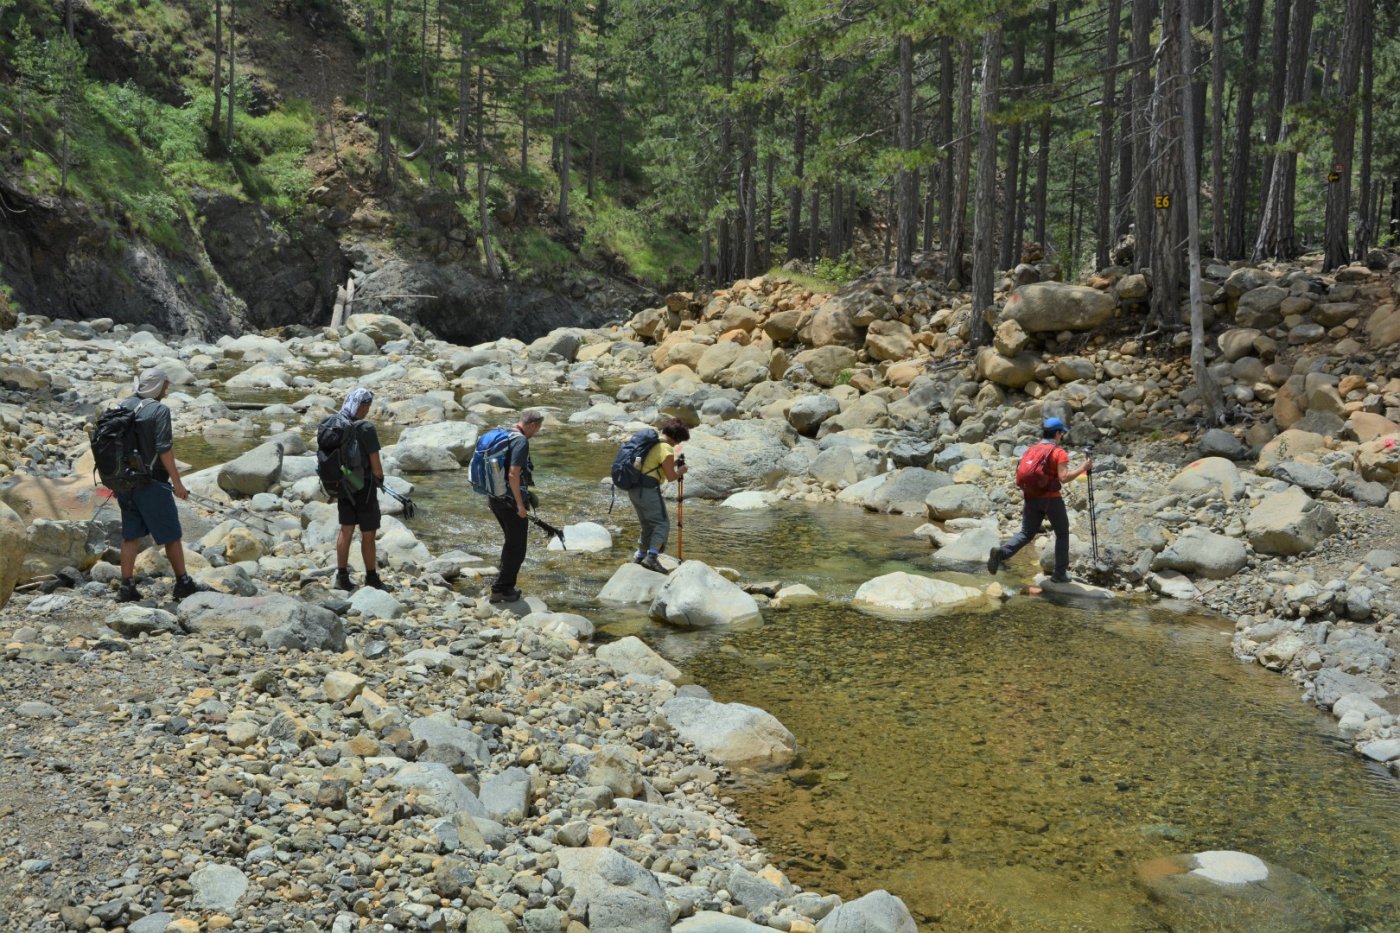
[676,476,684,561]
[1086,467,1100,568]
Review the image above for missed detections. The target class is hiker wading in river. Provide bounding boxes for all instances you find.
[627,419,689,574]
[488,409,545,603]
[987,416,1093,584]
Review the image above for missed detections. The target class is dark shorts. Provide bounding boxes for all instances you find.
[337,489,381,531]
[117,482,183,545]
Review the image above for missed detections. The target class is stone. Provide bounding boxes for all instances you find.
[1001,282,1116,332]
[816,890,919,933]
[556,848,670,932]
[1245,486,1336,556]
[0,501,26,609]
[1271,460,1338,493]
[1234,285,1288,329]
[587,746,645,798]
[410,716,491,770]
[1141,851,1343,933]
[649,560,762,628]
[1167,457,1243,499]
[1146,570,1200,600]
[788,394,842,436]
[392,762,487,818]
[925,484,992,520]
[546,521,612,553]
[106,606,181,637]
[928,525,1001,573]
[527,328,583,362]
[521,610,594,640]
[595,635,682,680]
[1358,739,1400,763]
[673,914,774,932]
[480,766,531,822]
[1151,527,1247,580]
[1199,429,1247,460]
[323,671,366,703]
[222,527,264,563]
[800,299,860,349]
[178,592,345,651]
[346,312,414,346]
[396,421,480,463]
[597,563,669,605]
[864,319,915,361]
[837,468,950,515]
[189,864,249,913]
[1353,433,1400,485]
[852,571,986,616]
[661,695,797,770]
[217,443,285,497]
[975,347,1039,388]
[720,490,776,510]
[677,420,796,500]
[792,346,859,387]
[386,443,459,472]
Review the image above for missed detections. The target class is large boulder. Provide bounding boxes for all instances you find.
[799,298,860,348]
[391,762,486,818]
[816,890,919,933]
[975,347,1039,388]
[1233,285,1288,329]
[409,716,491,771]
[597,563,669,604]
[928,524,1001,573]
[792,346,859,387]
[1245,486,1336,555]
[676,420,797,499]
[395,421,480,463]
[178,592,345,651]
[23,518,100,578]
[0,501,27,608]
[839,468,951,515]
[546,521,612,552]
[595,635,682,681]
[1353,433,1400,486]
[852,571,985,617]
[649,561,762,629]
[217,442,285,496]
[925,483,992,520]
[865,319,915,361]
[1140,850,1343,933]
[787,394,842,436]
[347,312,415,346]
[556,848,670,933]
[1167,457,1243,499]
[1000,283,1115,333]
[660,695,797,770]
[527,328,584,362]
[1151,526,1247,580]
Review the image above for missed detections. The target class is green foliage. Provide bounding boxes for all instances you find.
[578,198,700,290]
[810,252,862,286]
[767,267,841,294]
[500,229,578,283]
[834,368,855,386]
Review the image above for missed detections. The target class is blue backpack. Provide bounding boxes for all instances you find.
[469,428,513,497]
[611,428,662,490]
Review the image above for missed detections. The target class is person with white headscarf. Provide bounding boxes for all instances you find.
[330,387,389,592]
[114,367,206,603]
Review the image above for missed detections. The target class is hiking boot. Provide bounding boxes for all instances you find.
[172,575,209,600]
[986,547,1003,575]
[488,588,522,604]
[640,552,669,574]
[116,579,142,603]
[334,568,355,592]
[1049,573,1073,584]
[365,572,391,592]
[632,551,646,565]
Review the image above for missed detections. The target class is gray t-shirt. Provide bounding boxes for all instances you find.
[120,396,173,482]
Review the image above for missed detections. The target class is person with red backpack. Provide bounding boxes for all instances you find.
[987,416,1093,583]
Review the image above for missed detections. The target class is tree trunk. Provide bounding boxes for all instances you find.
[830,182,843,260]
[939,37,955,246]
[212,0,223,146]
[1354,26,1374,258]
[1149,0,1185,327]
[788,109,807,260]
[376,0,392,186]
[1257,0,1291,223]
[478,63,501,280]
[945,40,974,285]
[971,27,1003,348]
[1209,0,1225,258]
[1033,2,1057,249]
[227,0,237,149]
[556,0,574,227]
[1130,0,1155,271]
[1095,0,1122,270]
[998,29,1025,271]
[763,146,775,270]
[808,188,821,260]
[1322,0,1367,271]
[1253,0,1316,260]
[456,17,470,197]
[1224,0,1265,258]
[1175,0,1223,424]
[896,33,916,277]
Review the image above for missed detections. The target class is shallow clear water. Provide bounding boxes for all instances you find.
[194,377,1400,930]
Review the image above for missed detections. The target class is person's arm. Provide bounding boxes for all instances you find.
[159,450,188,499]
[369,451,384,485]
[508,465,527,517]
[661,453,688,482]
[1058,455,1093,484]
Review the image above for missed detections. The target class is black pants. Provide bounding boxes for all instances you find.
[489,496,528,593]
[996,496,1070,577]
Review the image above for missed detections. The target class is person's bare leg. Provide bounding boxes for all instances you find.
[361,533,376,574]
[164,540,187,577]
[336,525,354,568]
[120,539,140,577]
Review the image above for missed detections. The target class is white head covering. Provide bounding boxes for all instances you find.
[341,387,374,418]
[135,367,169,400]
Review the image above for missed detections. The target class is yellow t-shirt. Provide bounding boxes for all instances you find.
[639,440,674,485]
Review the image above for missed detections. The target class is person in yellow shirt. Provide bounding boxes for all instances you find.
[630,419,690,573]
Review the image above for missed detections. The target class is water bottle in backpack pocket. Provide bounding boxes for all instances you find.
[469,428,513,497]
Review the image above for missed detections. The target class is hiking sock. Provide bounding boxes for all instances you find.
[632,550,646,564]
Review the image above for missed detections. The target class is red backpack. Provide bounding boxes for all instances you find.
[1015,442,1061,497]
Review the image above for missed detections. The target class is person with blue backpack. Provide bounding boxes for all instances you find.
[613,419,689,573]
[473,409,545,603]
[322,387,389,593]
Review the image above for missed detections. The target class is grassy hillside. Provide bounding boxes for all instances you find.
[0,0,700,299]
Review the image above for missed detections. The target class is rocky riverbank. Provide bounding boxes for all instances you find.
[1,247,1399,931]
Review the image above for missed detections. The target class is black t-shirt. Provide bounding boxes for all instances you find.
[352,419,381,466]
[507,430,533,490]
[120,396,173,483]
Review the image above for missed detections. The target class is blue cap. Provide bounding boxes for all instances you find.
[1043,416,1068,434]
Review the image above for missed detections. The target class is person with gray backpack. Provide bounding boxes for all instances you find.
[317,387,388,592]
[611,419,689,573]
